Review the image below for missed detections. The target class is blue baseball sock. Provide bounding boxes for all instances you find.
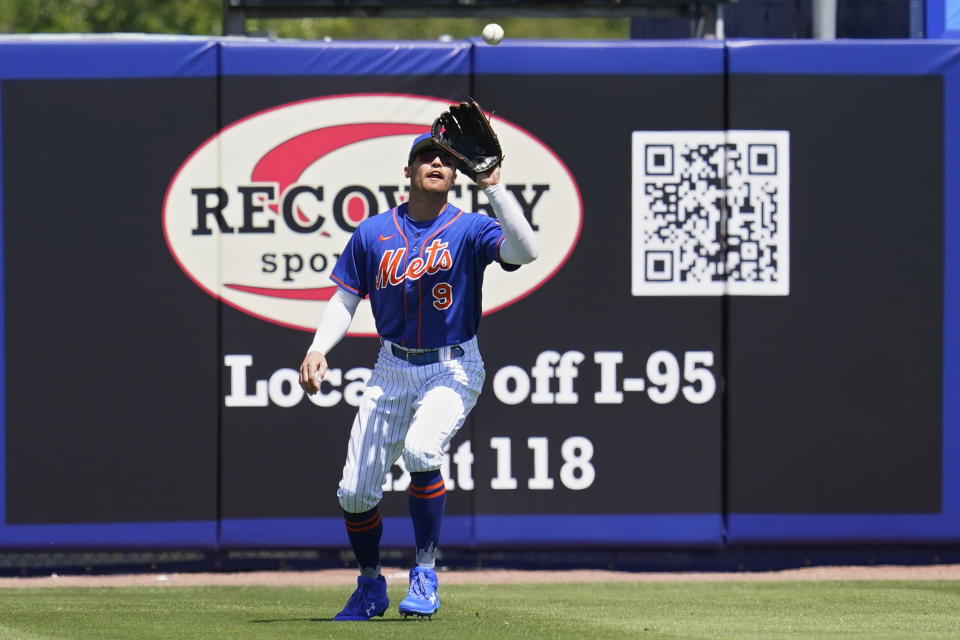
[343,506,383,578]
[408,469,446,568]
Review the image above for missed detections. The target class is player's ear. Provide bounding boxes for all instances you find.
[403,164,411,178]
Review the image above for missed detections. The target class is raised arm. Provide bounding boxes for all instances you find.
[477,167,539,265]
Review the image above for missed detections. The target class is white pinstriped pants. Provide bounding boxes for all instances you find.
[337,336,485,513]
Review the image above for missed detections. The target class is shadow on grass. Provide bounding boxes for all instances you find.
[250,618,408,624]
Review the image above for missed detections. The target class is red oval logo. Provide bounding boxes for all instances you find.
[163,93,582,333]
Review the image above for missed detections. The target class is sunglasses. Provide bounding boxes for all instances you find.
[415,149,455,166]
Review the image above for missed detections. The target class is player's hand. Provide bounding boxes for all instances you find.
[476,165,500,189]
[299,350,328,395]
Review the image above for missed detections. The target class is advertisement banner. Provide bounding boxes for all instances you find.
[726,41,960,542]
[0,37,220,548]
[2,37,959,551]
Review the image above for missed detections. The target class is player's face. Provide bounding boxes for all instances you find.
[406,148,456,194]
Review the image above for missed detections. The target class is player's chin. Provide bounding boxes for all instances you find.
[422,177,454,193]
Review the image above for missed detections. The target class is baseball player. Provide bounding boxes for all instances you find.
[298,100,538,621]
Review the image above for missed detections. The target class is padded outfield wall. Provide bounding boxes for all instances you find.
[0,35,957,550]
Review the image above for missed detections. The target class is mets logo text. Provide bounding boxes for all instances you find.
[376,242,453,289]
[162,93,582,334]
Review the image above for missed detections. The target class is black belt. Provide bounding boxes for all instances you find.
[387,342,465,366]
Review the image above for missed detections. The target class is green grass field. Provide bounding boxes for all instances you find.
[0,580,957,639]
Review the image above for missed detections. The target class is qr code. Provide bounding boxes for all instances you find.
[631,130,790,296]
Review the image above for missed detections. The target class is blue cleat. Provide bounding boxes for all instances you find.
[398,566,440,619]
[334,575,389,621]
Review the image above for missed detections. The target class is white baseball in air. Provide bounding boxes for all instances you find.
[482,23,504,45]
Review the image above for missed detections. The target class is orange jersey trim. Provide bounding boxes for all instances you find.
[497,235,506,260]
[420,209,463,259]
[391,207,410,346]
[330,274,360,295]
[417,278,423,348]
[417,208,463,347]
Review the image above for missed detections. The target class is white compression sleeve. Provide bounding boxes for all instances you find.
[484,182,539,265]
[306,288,362,355]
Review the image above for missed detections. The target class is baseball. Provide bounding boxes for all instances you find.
[482,23,504,45]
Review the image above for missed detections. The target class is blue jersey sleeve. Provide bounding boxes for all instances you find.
[475,215,522,272]
[330,230,368,297]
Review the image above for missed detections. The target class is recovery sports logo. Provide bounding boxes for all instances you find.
[163,93,582,334]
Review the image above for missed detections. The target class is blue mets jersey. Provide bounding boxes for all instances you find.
[330,202,520,349]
